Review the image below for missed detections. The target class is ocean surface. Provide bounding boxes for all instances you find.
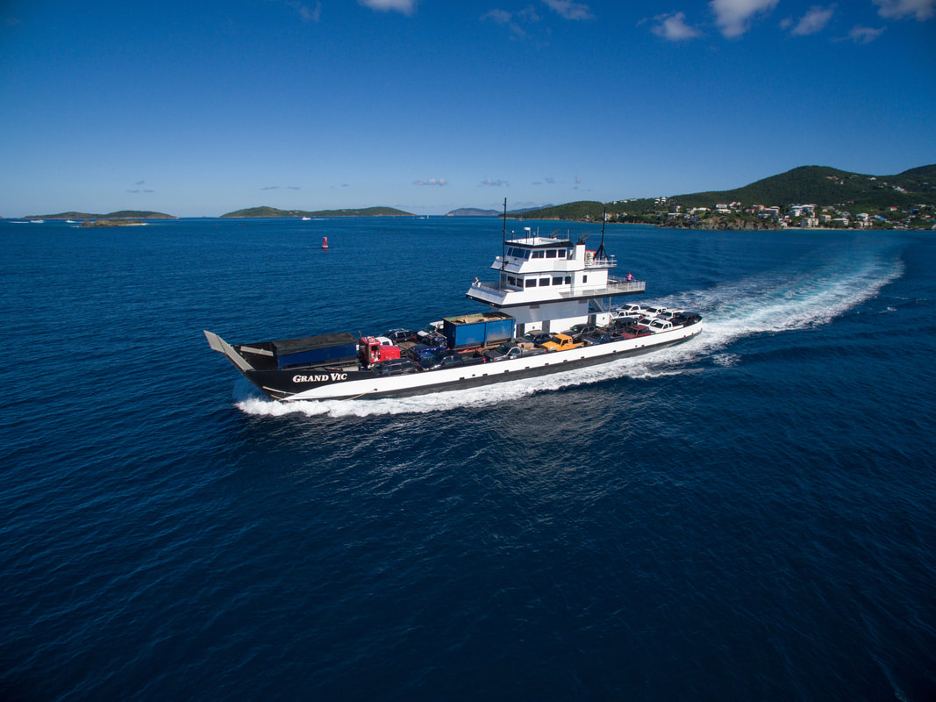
[1,216,934,701]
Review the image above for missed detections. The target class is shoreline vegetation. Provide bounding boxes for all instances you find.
[80,219,146,227]
[14,164,936,230]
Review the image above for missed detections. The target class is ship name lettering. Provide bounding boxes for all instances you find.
[292,372,348,383]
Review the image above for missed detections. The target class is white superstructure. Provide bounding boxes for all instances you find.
[466,228,644,335]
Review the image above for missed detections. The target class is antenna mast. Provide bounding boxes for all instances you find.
[501,198,507,272]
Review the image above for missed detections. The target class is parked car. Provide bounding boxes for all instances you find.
[643,306,669,318]
[563,323,597,342]
[541,334,584,352]
[384,328,419,343]
[615,304,647,318]
[622,325,652,339]
[671,312,702,326]
[417,351,486,371]
[582,330,616,345]
[371,358,417,375]
[521,331,552,345]
[483,343,547,361]
[611,316,640,330]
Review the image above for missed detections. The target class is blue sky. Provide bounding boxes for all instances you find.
[2,0,934,216]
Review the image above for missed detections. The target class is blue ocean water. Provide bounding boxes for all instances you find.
[1,217,934,701]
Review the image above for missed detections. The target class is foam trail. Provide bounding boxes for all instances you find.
[237,244,904,418]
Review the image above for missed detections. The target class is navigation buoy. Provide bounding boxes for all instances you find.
[322,236,328,250]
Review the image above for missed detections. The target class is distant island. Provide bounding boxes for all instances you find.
[220,206,413,218]
[446,208,500,216]
[80,219,146,228]
[23,210,175,220]
[445,205,552,217]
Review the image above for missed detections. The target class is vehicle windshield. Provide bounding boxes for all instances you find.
[493,344,511,354]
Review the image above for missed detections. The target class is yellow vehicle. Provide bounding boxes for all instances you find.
[540,333,584,353]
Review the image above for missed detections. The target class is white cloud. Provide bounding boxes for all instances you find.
[846,25,886,42]
[288,0,321,22]
[873,0,935,20]
[413,178,447,186]
[651,11,703,40]
[482,8,526,38]
[789,5,835,35]
[481,179,509,187]
[710,0,779,37]
[359,0,417,15]
[542,0,594,21]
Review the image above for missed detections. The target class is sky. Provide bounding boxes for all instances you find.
[1,0,935,217]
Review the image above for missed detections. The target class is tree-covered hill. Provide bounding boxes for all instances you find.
[221,206,413,218]
[670,165,936,210]
[22,210,176,219]
[516,164,936,223]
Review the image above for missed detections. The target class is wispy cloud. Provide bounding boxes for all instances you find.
[413,178,447,186]
[480,179,509,187]
[481,7,542,40]
[710,0,779,37]
[127,189,154,193]
[843,25,886,42]
[650,11,703,40]
[873,0,935,20]
[786,5,835,35]
[288,0,321,22]
[359,0,417,15]
[261,186,279,190]
[542,0,594,20]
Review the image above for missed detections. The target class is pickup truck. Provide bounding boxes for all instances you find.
[582,330,617,345]
[540,333,585,353]
[405,333,449,360]
[563,323,597,342]
[483,343,547,362]
[647,319,674,333]
[417,350,487,370]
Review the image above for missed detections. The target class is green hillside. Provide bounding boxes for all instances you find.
[221,206,413,218]
[23,210,175,220]
[671,165,936,209]
[516,164,936,224]
[517,201,607,221]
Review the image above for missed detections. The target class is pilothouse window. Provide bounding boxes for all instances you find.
[546,250,557,259]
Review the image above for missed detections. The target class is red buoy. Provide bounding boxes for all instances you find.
[322,236,328,249]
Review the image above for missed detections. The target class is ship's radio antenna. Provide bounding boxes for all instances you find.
[595,207,608,262]
[501,198,507,272]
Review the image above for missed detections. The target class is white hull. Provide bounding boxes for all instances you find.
[284,321,702,401]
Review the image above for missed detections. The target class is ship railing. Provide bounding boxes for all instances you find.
[577,279,645,296]
[471,280,503,293]
[584,254,617,268]
[471,278,644,296]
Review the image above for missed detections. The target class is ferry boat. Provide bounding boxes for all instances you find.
[205,209,702,401]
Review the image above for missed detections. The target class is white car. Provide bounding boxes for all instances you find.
[614,303,647,318]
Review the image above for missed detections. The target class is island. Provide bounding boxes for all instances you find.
[23,210,175,220]
[80,219,147,227]
[220,206,413,218]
